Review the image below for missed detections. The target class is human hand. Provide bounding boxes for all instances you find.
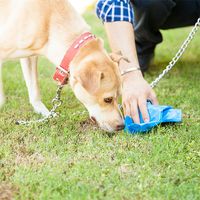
[121,70,158,124]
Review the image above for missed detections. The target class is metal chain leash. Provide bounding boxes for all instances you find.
[16,85,64,125]
[16,18,200,125]
[150,17,200,88]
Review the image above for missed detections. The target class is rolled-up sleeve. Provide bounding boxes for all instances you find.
[96,0,134,24]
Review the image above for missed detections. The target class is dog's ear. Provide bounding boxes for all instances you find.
[76,67,104,95]
[109,51,130,64]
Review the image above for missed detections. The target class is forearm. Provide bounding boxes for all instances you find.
[104,21,142,79]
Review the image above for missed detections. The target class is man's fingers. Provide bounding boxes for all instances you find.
[138,98,149,122]
[130,100,140,124]
[123,101,131,117]
[123,100,140,124]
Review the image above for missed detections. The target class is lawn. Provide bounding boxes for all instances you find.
[0,10,200,200]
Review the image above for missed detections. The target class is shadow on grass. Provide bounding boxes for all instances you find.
[78,117,183,138]
[78,118,119,138]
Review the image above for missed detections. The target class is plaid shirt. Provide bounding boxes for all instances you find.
[96,0,134,24]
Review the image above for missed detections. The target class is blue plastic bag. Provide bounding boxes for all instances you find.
[124,102,182,133]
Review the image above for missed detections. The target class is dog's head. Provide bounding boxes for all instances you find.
[70,38,124,132]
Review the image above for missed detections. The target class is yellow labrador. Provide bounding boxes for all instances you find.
[0,0,124,132]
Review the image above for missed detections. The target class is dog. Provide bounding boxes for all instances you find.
[0,0,124,132]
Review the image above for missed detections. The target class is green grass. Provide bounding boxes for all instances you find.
[0,11,200,200]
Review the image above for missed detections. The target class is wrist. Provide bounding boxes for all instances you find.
[121,69,143,82]
[117,56,144,81]
[121,66,141,76]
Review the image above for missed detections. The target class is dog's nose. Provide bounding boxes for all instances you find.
[116,124,125,131]
[90,116,97,124]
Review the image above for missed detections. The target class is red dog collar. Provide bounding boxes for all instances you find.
[53,32,96,85]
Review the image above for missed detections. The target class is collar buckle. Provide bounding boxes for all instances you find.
[53,32,95,85]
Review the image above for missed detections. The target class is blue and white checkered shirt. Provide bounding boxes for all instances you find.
[96,0,134,24]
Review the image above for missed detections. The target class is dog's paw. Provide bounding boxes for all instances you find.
[31,101,50,117]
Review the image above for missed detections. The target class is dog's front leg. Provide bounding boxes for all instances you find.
[20,57,50,116]
[0,61,5,107]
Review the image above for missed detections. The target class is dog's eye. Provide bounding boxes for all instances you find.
[104,97,113,104]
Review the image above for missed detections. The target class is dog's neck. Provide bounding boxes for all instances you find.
[43,29,90,67]
[53,32,95,85]
[41,2,91,67]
